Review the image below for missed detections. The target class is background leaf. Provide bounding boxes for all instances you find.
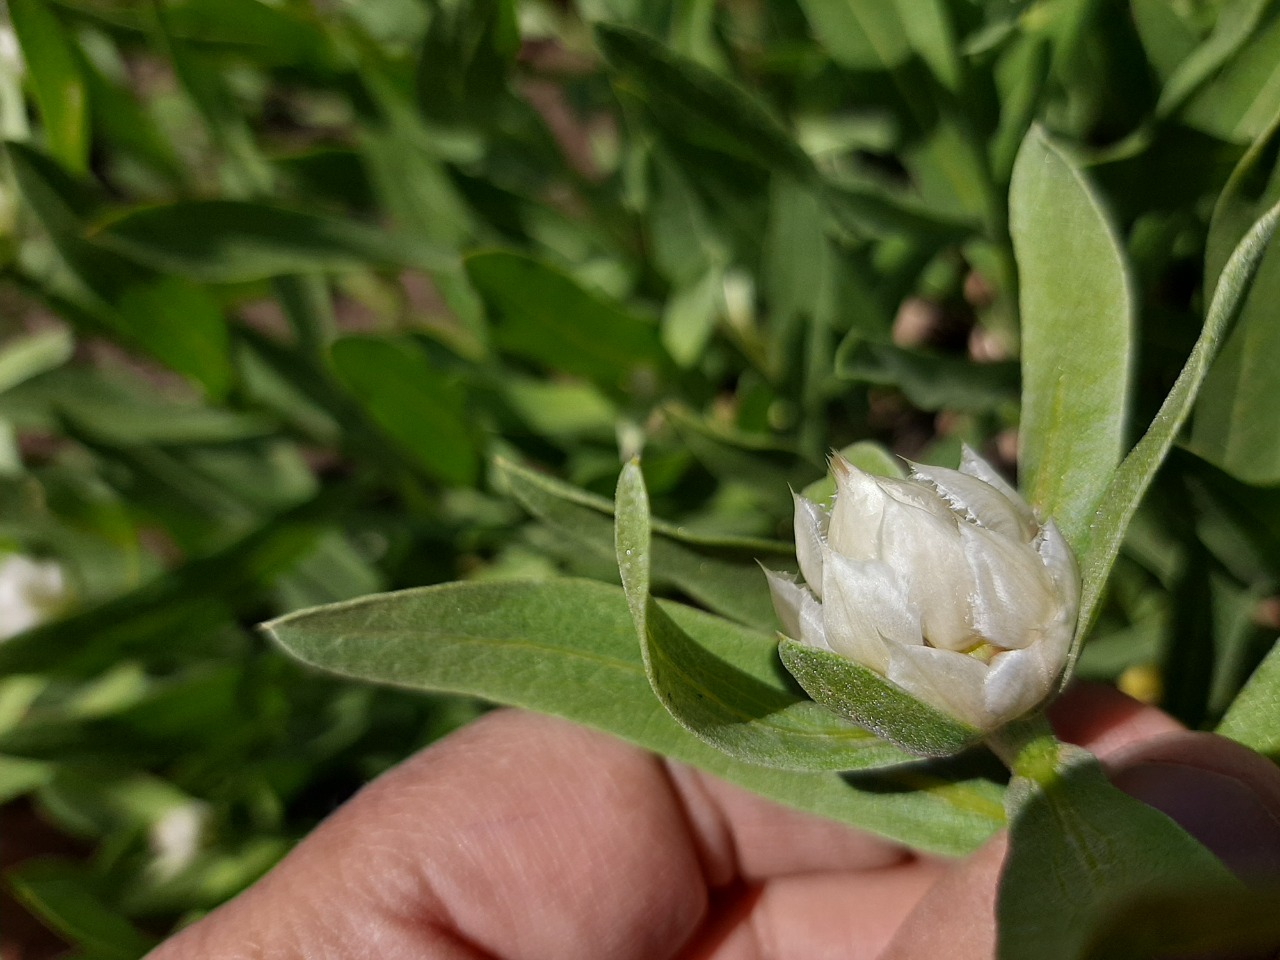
[1188,109,1280,484]
[329,337,479,487]
[93,201,444,282]
[496,457,788,626]
[467,251,668,391]
[8,0,89,172]
[1072,200,1280,659]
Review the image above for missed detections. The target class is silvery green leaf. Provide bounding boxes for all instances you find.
[777,639,982,757]
[614,460,917,772]
[265,577,1005,855]
[997,735,1235,960]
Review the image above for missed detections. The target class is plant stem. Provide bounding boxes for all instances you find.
[985,711,1060,784]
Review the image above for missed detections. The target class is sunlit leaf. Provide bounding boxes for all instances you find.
[1010,125,1134,552]
[266,577,1006,854]
[614,459,915,771]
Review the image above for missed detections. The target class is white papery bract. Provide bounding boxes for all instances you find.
[766,448,1080,732]
[0,554,67,640]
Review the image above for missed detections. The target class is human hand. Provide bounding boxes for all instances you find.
[147,684,1280,960]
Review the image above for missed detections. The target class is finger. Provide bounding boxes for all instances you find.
[881,684,1280,960]
[677,860,949,960]
[1047,680,1183,758]
[662,762,914,886]
[149,710,709,960]
[683,682,1186,960]
[1107,730,1280,882]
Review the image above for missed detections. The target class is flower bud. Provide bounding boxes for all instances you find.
[766,447,1079,733]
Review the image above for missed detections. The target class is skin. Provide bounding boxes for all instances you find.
[147,684,1280,960]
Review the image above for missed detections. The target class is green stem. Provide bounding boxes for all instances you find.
[985,710,1060,784]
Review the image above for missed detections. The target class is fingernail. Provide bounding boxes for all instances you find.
[1112,760,1280,882]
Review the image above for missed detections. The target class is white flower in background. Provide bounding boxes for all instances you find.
[766,448,1079,732]
[0,554,67,640]
[149,802,210,881]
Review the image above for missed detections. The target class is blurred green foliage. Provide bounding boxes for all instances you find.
[0,0,1278,950]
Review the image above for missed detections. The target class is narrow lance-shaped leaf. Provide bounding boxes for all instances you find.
[0,329,74,394]
[796,0,910,72]
[8,0,89,172]
[7,860,157,960]
[1071,198,1280,665]
[265,577,1006,854]
[777,640,983,758]
[466,251,668,392]
[1009,125,1134,554]
[614,460,917,772]
[495,457,789,627]
[594,23,815,181]
[1157,0,1272,117]
[91,200,447,282]
[329,337,479,488]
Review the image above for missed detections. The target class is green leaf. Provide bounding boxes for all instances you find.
[498,378,616,440]
[1175,4,1280,142]
[329,337,479,487]
[1009,125,1134,552]
[91,201,445,282]
[5,144,232,393]
[778,640,982,757]
[0,754,54,802]
[797,0,911,72]
[613,460,914,772]
[1072,200,1280,662]
[7,859,156,960]
[818,177,976,242]
[663,404,816,512]
[266,577,1006,855]
[6,141,139,296]
[990,37,1051,183]
[0,328,74,394]
[1156,0,1272,117]
[115,277,231,398]
[495,457,789,626]
[0,367,273,445]
[466,250,667,390]
[1188,109,1280,484]
[835,337,1019,413]
[8,0,89,172]
[1080,883,1280,959]
[997,739,1234,960]
[416,0,518,125]
[0,493,335,675]
[1217,638,1280,759]
[661,266,722,368]
[891,0,962,92]
[594,23,815,181]
[1131,0,1200,82]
